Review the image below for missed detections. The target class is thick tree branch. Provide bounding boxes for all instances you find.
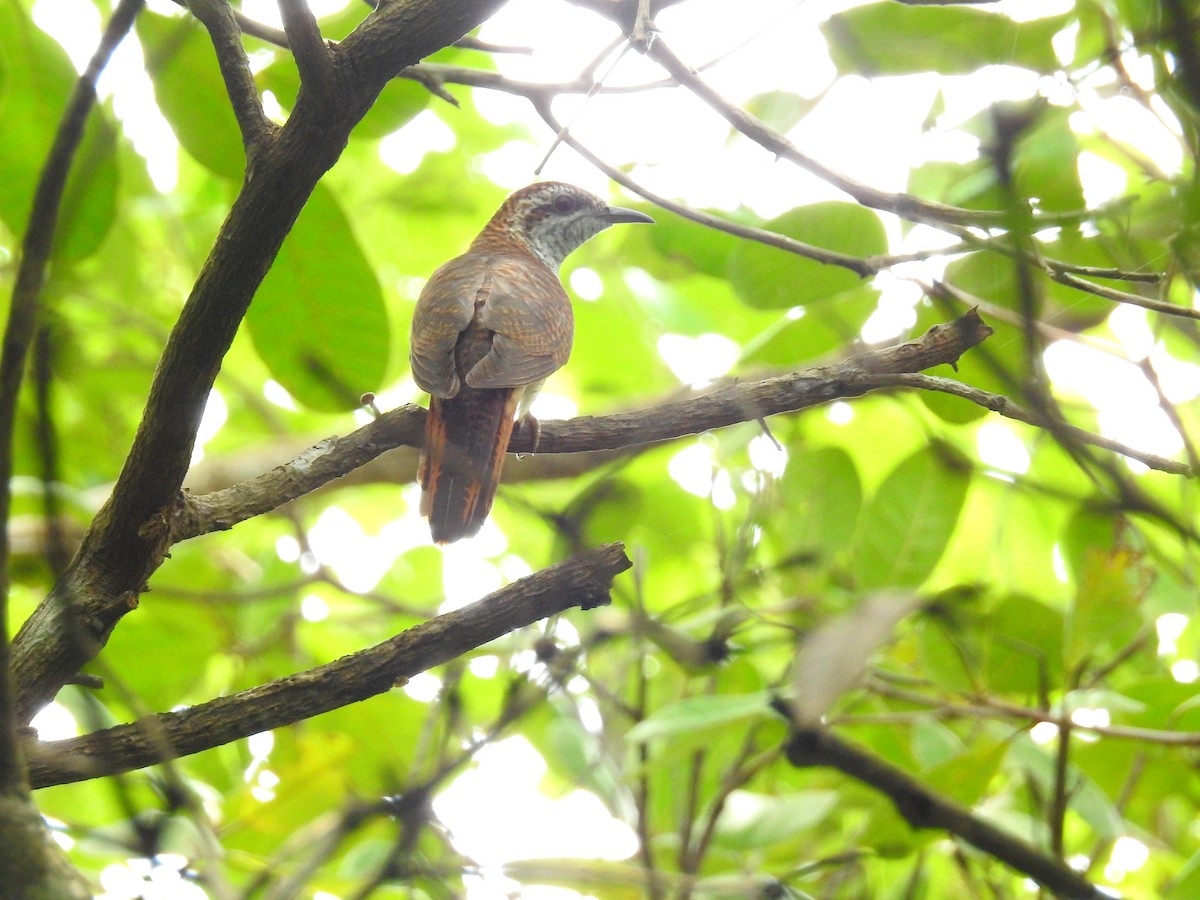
[167,312,993,543]
[25,543,631,788]
[783,725,1106,900]
[10,0,509,727]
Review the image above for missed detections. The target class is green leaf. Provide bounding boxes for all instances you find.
[1064,543,1145,674]
[625,691,773,743]
[728,202,885,309]
[1013,107,1085,212]
[777,445,863,560]
[1010,735,1124,839]
[743,286,880,365]
[742,91,817,136]
[822,5,1071,76]
[649,208,746,279]
[139,13,244,179]
[985,594,1065,694]
[0,3,70,237]
[713,790,838,850]
[910,716,964,769]
[0,1,116,258]
[247,183,390,410]
[258,54,429,139]
[907,158,1002,213]
[851,444,972,590]
[1167,849,1200,899]
[921,740,1007,806]
[57,112,120,262]
[943,243,1111,332]
[920,388,988,425]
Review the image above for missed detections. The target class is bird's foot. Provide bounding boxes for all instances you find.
[514,414,541,458]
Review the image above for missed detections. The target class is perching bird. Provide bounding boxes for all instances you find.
[409,182,653,544]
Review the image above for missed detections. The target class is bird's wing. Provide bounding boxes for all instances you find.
[466,256,574,390]
[409,256,484,398]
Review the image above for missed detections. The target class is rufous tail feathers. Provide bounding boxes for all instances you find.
[418,386,519,544]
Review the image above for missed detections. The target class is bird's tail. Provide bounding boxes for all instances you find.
[418,386,518,544]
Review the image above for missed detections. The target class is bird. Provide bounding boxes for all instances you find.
[409,182,653,544]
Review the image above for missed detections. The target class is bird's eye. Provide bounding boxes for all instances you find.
[552,194,577,214]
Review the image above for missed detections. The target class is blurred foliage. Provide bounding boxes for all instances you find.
[4,0,1200,898]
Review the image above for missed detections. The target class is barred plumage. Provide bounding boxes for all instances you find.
[409,182,653,543]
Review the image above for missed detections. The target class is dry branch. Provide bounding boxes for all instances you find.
[170,311,994,543]
[26,543,631,788]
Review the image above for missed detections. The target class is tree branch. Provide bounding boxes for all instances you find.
[0,0,144,787]
[187,0,276,154]
[276,0,336,96]
[0,4,144,896]
[25,543,631,788]
[10,0,509,728]
[783,724,1106,899]
[566,6,1090,233]
[167,311,994,544]
[858,373,1191,475]
[535,90,880,276]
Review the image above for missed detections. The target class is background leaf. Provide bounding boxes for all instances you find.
[851,444,972,590]
[729,202,885,309]
[139,12,244,179]
[822,5,1071,75]
[247,183,390,410]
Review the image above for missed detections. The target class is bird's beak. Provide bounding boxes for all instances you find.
[604,205,655,225]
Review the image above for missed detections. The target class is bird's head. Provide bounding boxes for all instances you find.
[484,182,654,270]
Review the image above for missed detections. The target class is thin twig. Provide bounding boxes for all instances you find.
[628,30,1086,230]
[857,372,1191,475]
[865,680,1200,747]
[173,0,290,48]
[188,0,276,153]
[1049,267,1200,320]
[531,96,878,275]
[276,0,336,95]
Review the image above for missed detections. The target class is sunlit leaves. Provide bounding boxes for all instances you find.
[10,0,1200,896]
[729,202,885,308]
[742,91,819,136]
[649,208,744,279]
[823,4,1071,76]
[851,444,972,590]
[777,445,862,561]
[626,691,774,743]
[139,12,244,179]
[1011,107,1086,212]
[247,183,390,410]
[0,2,118,259]
[1063,521,1147,675]
[713,789,838,850]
